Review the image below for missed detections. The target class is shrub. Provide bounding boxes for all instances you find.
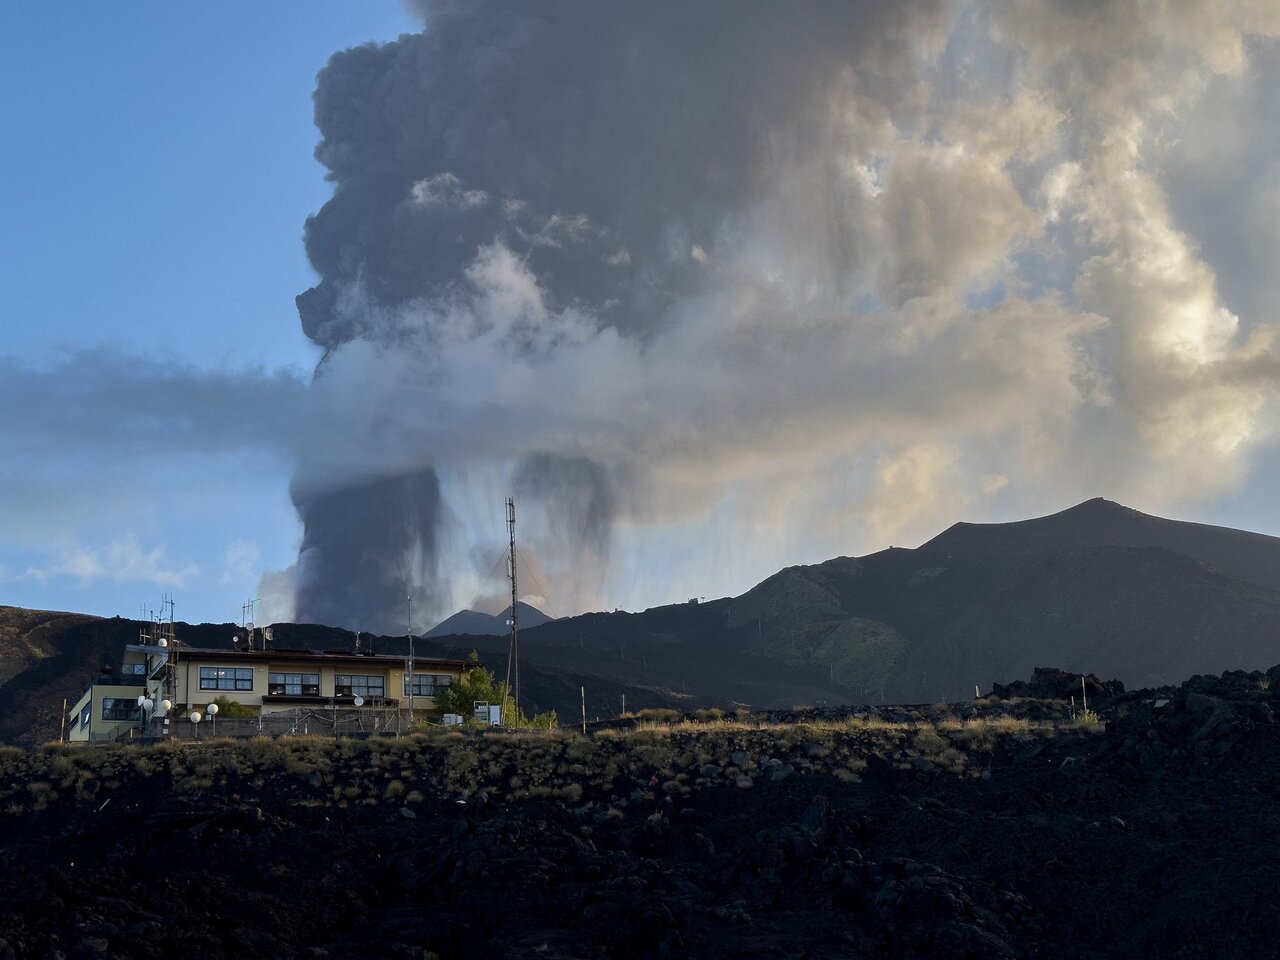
[912,728,949,758]
[529,710,558,729]
[636,708,681,724]
[131,756,158,776]
[26,781,54,811]
[210,696,259,718]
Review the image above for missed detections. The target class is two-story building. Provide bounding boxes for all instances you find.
[68,640,473,741]
[144,645,468,716]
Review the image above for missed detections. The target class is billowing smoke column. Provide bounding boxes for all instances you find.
[293,469,442,632]
[290,0,1280,632]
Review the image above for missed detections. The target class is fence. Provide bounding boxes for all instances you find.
[143,706,407,741]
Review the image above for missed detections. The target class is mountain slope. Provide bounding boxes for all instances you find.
[425,499,1280,705]
[0,607,136,745]
[9,499,1280,737]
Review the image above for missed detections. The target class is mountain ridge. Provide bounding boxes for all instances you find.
[423,601,552,639]
[7,498,1280,742]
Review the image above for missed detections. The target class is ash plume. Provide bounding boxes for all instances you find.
[288,0,1280,630]
[293,469,443,632]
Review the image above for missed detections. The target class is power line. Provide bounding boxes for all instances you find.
[467,548,512,612]
[516,546,559,621]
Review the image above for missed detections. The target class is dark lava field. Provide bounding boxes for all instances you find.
[2,667,1279,959]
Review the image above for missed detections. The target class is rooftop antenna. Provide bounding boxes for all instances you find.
[241,597,260,650]
[503,497,520,724]
[158,593,178,716]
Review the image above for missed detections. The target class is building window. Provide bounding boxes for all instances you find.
[80,704,91,728]
[334,674,385,699]
[120,662,147,676]
[199,666,254,691]
[101,698,139,722]
[268,672,320,696]
[404,674,453,697]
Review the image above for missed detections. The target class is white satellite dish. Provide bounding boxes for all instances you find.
[158,638,168,647]
[137,695,146,706]
[206,703,219,716]
[189,711,202,724]
[353,696,365,707]
[161,699,173,712]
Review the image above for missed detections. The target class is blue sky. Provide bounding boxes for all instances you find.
[2,2,414,368]
[0,3,416,625]
[3,3,1280,632]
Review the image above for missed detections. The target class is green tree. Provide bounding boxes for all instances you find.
[435,665,502,716]
[434,666,558,728]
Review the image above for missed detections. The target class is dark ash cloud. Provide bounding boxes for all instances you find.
[285,0,1280,629]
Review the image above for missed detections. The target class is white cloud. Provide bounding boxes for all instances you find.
[409,172,489,209]
[219,539,260,586]
[21,537,198,589]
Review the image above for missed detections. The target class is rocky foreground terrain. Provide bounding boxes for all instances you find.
[1,666,1279,959]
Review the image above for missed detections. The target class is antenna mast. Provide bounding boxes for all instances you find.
[160,594,177,714]
[407,594,414,728]
[503,497,520,723]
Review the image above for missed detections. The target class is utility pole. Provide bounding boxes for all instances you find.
[503,497,520,725]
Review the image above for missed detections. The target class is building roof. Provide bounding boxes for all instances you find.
[175,645,473,670]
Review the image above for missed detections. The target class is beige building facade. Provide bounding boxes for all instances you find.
[145,646,469,717]
[68,642,473,741]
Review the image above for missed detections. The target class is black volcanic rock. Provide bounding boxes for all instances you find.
[990,667,1124,702]
[3,668,1280,958]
